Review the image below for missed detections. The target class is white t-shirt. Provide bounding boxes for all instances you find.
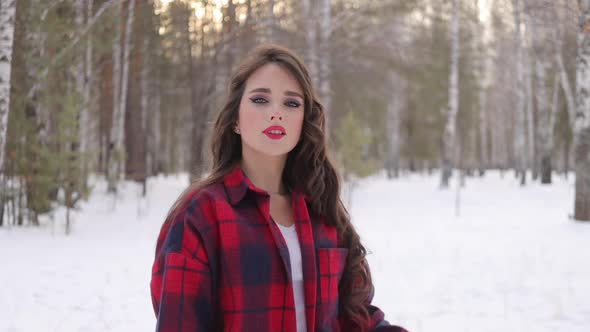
[275,221,307,332]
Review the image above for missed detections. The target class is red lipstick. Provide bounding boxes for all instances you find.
[263,126,286,140]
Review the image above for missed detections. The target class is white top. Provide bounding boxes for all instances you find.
[275,221,307,332]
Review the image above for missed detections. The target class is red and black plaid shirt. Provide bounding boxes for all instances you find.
[150,164,408,332]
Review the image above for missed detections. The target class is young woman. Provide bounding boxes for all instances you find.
[150,44,408,332]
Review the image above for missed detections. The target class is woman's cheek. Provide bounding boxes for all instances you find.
[239,106,259,134]
[291,112,304,142]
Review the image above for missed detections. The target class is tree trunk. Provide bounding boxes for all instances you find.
[108,1,122,192]
[108,0,135,192]
[74,0,85,153]
[125,0,147,183]
[0,0,16,172]
[556,49,576,128]
[0,0,17,227]
[118,0,135,178]
[302,0,319,87]
[74,0,93,192]
[441,0,460,188]
[476,0,489,175]
[140,20,150,179]
[187,3,199,176]
[544,72,560,183]
[554,2,576,131]
[512,0,526,185]
[227,0,236,73]
[524,30,536,181]
[386,71,406,179]
[319,0,332,136]
[267,0,276,42]
[478,86,488,175]
[574,0,590,221]
[531,4,554,184]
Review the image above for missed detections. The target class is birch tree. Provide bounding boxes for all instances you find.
[531,3,555,184]
[574,0,590,221]
[318,0,332,135]
[554,1,576,134]
[512,0,527,185]
[549,72,561,159]
[74,0,93,191]
[473,0,490,175]
[386,70,406,179]
[301,0,319,87]
[0,0,17,176]
[524,18,536,180]
[441,0,460,188]
[267,0,276,42]
[140,1,154,182]
[107,1,122,192]
[0,0,16,226]
[108,0,135,193]
[553,0,576,176]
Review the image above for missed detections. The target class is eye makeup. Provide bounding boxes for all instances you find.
[249,96,302,108]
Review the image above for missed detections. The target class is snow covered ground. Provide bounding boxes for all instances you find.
[1,170,589,332]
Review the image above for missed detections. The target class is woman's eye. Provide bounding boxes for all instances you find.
[250,97,268,104]
[285,100,301,108]
[250,97,300,108]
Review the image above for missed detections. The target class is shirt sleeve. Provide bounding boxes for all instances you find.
[150,208,215,331]
[368,304,409,332]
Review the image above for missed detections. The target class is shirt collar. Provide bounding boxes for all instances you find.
[223,164,310,205]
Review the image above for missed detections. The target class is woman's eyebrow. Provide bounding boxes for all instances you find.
[248,87,303,99]
[285,90,304,100]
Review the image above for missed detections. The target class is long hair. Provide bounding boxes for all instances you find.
[157,43,374,329]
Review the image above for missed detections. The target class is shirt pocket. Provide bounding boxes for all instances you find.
[316,247,348,331]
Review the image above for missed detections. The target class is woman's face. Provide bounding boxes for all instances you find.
[236,63,305,157]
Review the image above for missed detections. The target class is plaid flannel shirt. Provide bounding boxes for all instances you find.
[150,164,408,332]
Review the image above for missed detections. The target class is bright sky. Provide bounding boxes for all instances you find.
[159,0,229,6]
[478,0,491,24]
[158,0,232,20]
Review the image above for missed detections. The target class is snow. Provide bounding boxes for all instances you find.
[1,170,589,332]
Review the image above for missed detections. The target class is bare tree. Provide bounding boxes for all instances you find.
[301,0,319,88]
[574,0,590,221]
[512,0,527,185]
[0,0,17,226]
[530,3,555,184]
[74,0,94,190]
[108,0,136,193]
[554,1,576,132]
[267,0,276,42]
[0,0,16,173]
[386,70,406,179]
[318,0,333,135]
[477,0,491,175]
[441,0,460,188]
[523,16,536,181]
[108,1,122,191]
[548,72,561,162]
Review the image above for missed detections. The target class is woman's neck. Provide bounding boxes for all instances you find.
[240,146,288,195]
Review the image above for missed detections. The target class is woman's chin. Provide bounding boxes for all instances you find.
[244,142,296,158]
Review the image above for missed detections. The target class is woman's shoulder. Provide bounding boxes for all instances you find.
[178,181,231,219]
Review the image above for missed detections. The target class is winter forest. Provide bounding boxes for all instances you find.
[1,0,590,331]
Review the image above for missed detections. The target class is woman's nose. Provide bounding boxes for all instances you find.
[269,112,282,121]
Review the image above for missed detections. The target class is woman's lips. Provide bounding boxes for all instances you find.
[264,132,284,140]
[263,126,286,140]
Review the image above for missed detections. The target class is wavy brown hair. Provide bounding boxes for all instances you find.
[157,43,374,329]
